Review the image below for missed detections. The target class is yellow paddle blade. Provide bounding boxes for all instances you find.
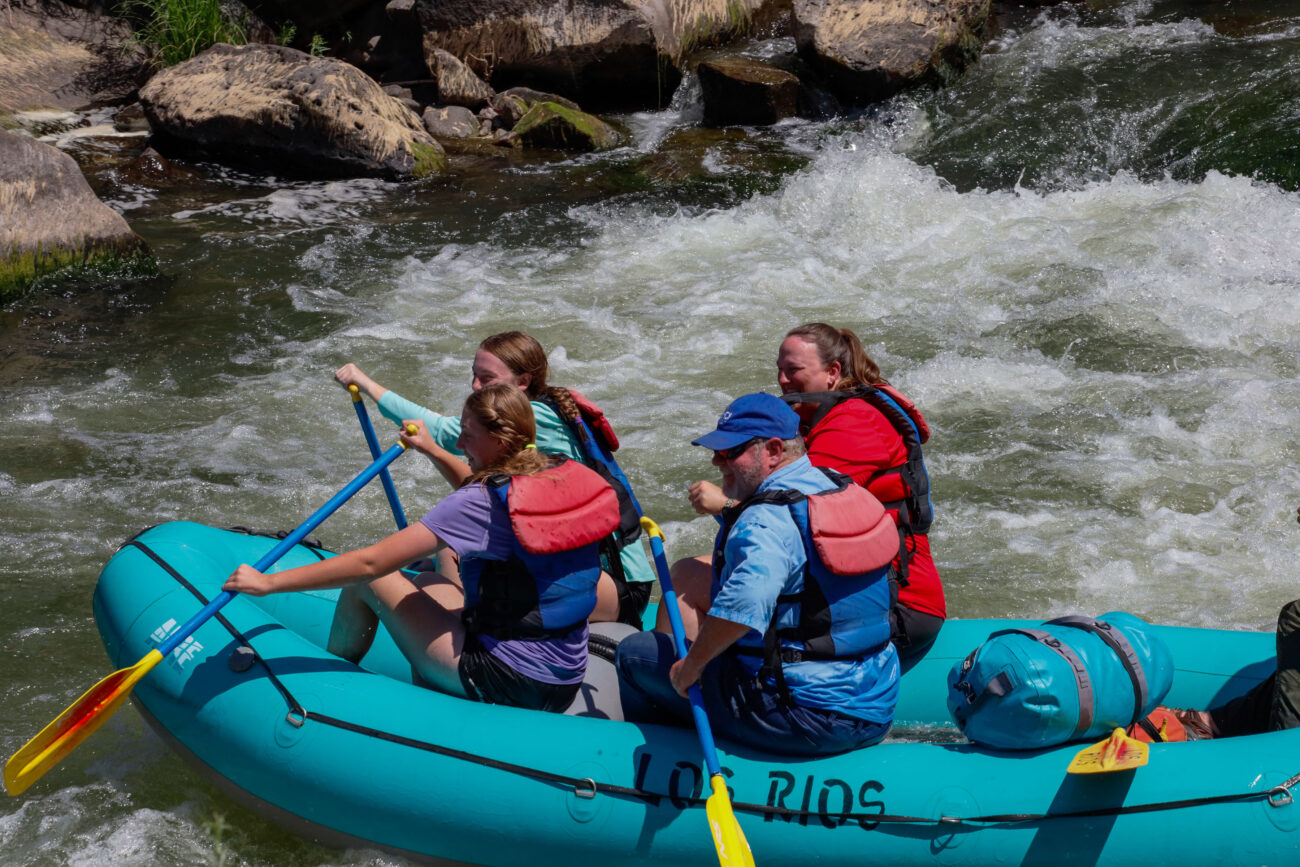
[5,649,164,796]
[1067,727,1150,775]
[705,774,755,867]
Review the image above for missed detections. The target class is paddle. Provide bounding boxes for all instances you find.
[4,435,413,797]
[639,516,755,867]
[1066,727,1150,775]
[348,384,407,529]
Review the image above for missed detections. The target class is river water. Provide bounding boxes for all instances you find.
[3,0,1300,863]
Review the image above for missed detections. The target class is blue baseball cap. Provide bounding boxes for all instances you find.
[691,392,800,451]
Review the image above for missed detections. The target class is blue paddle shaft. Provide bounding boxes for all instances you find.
[351,398,407,529]
[647,532,724,779]
[157,441,407,656]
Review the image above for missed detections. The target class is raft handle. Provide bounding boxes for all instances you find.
[285,708,306,729]
[1268,786,1293,808]
[574,778,597,800]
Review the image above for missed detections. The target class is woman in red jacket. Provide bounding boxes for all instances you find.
[686,323,945,665]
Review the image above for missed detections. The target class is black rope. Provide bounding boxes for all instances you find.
[123,530,1300,829]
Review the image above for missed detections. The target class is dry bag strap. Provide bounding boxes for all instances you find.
[997,627,1095,738]
[951,648,1014,724]
[1047,615,1149,726]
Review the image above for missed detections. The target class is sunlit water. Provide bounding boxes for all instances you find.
[3,1,1300,863]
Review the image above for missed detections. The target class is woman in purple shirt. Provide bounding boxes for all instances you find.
[224,383,615,713]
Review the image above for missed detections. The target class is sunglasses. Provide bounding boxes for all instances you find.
[714,437,765,462]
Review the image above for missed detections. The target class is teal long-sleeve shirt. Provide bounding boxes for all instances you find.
[377,388,654,586]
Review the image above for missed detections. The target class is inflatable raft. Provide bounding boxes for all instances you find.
[93,522,1300,866]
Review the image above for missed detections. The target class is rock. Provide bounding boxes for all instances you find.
[416,0,660,107]
[139,43,447,180]
[115,147,201,185]
[792,0,990,105]
[0,130,153,298]
[426,48,496,110]
[511,102,622,151]
[696,57,800,126]
[240,0,373,34]
[386,0,418,24]
[423,105,479,138]
[112,103,151,133]
[218,0,278,44]
[0,0,149,113]
[489,87,579,128]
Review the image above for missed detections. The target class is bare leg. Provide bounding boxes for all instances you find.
[591,571,620,622]
[436,548,463,590]
[655,555,712,641]
[328,569,470,698]
[327,583,380,663]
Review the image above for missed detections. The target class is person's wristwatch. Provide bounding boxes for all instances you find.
[723,498,737,511]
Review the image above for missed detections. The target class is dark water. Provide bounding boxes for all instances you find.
[3,0,1300,863]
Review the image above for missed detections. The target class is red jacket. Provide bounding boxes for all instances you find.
[798,397,946,619]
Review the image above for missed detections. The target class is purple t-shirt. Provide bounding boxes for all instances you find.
[420,484,588,685]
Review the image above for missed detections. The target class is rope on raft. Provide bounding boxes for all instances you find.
[130,535,1300,830]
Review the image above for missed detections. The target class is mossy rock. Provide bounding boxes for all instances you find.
[409,141,449,178]
[512,102,623,152]
[1,242,156,299]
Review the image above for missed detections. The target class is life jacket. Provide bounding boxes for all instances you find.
[539,390,643,584]
[1127,707,1191,743]
[460,459,619,640]
[713,467,898,702]
[781,384,933,584]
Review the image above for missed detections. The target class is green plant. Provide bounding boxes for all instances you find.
[200,811,232,867]
[123,0,246,67]
[307,32,328,57]
[277,21,296,46]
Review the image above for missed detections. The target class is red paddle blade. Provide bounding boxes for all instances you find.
[5,649,163,796]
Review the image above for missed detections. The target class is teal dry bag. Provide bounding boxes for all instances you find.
[946,611,1173,750]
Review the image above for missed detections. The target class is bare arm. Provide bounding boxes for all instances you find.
[669,615,752,697]
[687,480,729,516]
[335,362,388,403]
[401,419,472,488]
[223,523,442,596]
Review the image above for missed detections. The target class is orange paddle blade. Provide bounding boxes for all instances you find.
[1067,726,1150,775]
[5,649,164,796]
[705,774,755,867]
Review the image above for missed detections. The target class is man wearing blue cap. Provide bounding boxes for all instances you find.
[615,392,899,755]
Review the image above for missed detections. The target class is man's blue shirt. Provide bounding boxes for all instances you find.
[708,456,899,725]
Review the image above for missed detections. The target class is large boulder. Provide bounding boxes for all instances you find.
[416,0,773,109]
[0,131,153,298]
[0,0,149,113]
[139,43,447,180]
[696,57,801,126]
[792,0,990,105]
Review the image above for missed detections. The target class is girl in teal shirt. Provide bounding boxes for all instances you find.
[336,331,654,626]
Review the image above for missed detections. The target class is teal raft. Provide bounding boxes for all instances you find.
[94,522,1300,867]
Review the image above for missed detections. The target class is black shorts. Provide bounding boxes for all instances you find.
[616,581,653,628]
[889,598,944,668]
[457,633,580,713]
